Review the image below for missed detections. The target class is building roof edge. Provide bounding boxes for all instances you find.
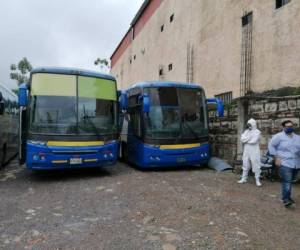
[110,0,151,61]
[130,0,150,26]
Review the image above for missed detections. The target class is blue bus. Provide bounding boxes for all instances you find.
[0,83,18,167]
[119,81,223,169]
[18,67,119,170]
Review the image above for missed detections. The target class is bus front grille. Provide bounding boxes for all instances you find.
[51,150,98,155]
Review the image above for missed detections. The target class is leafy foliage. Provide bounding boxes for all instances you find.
[94,58,110,72]
[259,87,300,97]
[10,57,33,85]
[11,89,19,95]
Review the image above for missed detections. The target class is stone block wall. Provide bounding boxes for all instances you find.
[248,96,300,153]
[209,103,238,163]
[209,96,300,163]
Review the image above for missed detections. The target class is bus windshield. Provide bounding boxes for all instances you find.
[144,87,208,140]
[29,73,118,136]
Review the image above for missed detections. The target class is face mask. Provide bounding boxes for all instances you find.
[284,127,294,134]
[247,124,252,130]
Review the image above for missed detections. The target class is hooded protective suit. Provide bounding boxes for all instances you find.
[240,118,262,183]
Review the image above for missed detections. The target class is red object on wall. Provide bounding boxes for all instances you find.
[111,0,163,68]
[111,29,132,69]
[134,0,162,38]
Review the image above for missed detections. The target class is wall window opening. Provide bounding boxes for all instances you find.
[170,14,174,23]
[276,0,291,9]
[161,25,164,32]
[168,64,173,71]
[132,27,135,40]
[159,68,164,76]
[242,12,252,27]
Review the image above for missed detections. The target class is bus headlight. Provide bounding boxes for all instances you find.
[150,156,160,161]
[28,140,46,146]
[32,153,46,161]
[33,155,39,161]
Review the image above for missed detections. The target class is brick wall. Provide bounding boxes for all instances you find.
[209,96,300,163]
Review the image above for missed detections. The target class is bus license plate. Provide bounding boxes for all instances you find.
[70,158,82,165]
[177,157,187,163]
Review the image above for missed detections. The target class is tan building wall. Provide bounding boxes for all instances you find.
[111,0,300,99]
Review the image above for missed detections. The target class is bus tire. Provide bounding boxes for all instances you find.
[121,142,128,163]
[1,144,7,168]
[19,148,25,165]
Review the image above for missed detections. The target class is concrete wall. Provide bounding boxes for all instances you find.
[111,0,300,98]
[112,0,195,89]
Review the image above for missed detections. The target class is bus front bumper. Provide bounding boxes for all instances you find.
[25,141,119,170]
[139,143,210,168]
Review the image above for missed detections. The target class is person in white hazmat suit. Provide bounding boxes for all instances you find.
[238,118,262,186]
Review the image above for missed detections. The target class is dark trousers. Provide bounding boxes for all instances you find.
[279,166,299,202]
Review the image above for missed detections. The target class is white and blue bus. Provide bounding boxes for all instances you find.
[0,83,18,167]
[18,67,119,170]
[120,81,223,169]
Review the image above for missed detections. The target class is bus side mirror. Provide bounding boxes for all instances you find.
[142,94,150,113]
[206,98,224,117]
[18,83,28,107]
[0,92,4,115]
[120,92,128,111]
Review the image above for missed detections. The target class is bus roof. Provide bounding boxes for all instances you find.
[128,81,204,91]
[31,67,116,81]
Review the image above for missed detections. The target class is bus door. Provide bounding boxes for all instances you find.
[18,84,28,164]
[127,92,143,162]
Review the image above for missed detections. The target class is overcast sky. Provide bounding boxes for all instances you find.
[0,0,144,89]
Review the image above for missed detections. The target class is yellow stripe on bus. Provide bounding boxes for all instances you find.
[52,160,68,164]
[47,141,104,147]
[84,159,98,163]
[159,143,201,150]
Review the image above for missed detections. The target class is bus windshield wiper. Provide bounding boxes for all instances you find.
[81,116,101,136]
[81,116,117,137]
[182,120,200,140]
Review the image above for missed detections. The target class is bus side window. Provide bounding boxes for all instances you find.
[3,89,8,114]
[131,112,142,138]
[128,92,142,138]
[0,91,4,115]
[6,91,12,115]
[8,100,12,114]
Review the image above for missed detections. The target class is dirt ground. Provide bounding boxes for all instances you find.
[0,160,300,250]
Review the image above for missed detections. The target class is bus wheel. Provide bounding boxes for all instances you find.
[0,144,7,168]
[19,149,25,165]
[121,142,128,163]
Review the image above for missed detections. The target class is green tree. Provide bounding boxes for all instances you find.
[10,57,33,85]
[94,58,110,73]
[11,89,19,95]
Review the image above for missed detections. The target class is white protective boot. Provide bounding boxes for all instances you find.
[255,175,262,187]
[238,170,248,184]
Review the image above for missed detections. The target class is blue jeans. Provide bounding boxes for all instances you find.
[279,166,299,202]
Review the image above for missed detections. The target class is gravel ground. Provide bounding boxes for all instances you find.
[0,159,300,250]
